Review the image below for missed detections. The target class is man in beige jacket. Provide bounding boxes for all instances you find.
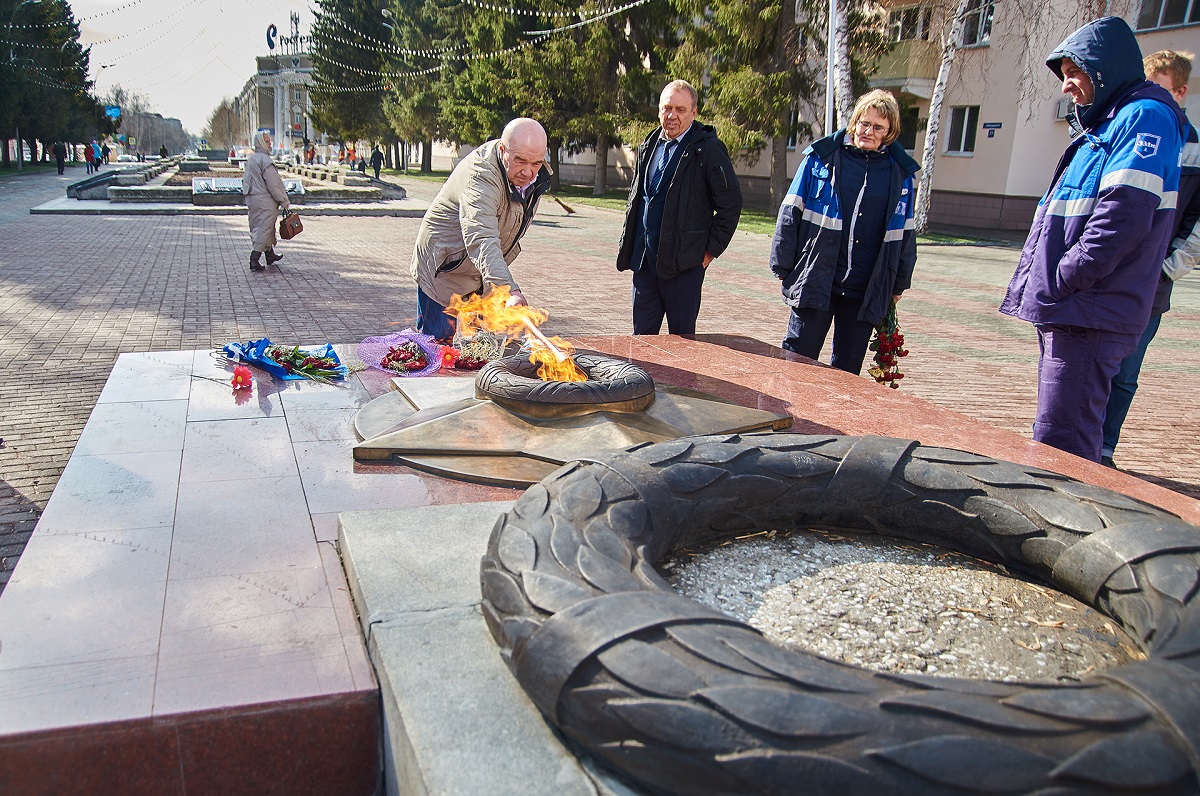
[410,117,551,341]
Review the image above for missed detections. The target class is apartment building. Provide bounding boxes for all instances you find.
[872,0,1200,230]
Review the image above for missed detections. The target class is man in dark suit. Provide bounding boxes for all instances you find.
[615,80,743,335]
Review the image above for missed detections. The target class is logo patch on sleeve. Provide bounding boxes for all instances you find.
[1134,133,1161,159]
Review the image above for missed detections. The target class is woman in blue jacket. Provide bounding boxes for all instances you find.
[769,90,920,375]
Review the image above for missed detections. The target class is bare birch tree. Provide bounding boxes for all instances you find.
[832,0,855,128]
[915,0,1132,232]
[914,0,973,234]
[998,0,1130,122]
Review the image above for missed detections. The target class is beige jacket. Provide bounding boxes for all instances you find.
[243,149,290,252]
[410,139,550,306]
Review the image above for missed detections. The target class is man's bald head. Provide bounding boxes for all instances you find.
[501,117,547,151]
[498,117,548,189]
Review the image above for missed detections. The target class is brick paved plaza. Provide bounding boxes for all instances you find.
[1,167,1198,591]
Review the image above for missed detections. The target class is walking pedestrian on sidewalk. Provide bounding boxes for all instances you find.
[1000,17,1186,463]
[1101,49,1200,468]
[370,146,384,180]
[53,142,67,175]
[242,131,291,272]
[768,89,919,375]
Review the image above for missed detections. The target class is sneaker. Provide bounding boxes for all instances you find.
[1100,455,1117,469]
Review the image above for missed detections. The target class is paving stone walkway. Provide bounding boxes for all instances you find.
[1,166,1197,591]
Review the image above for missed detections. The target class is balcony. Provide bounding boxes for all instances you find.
[869,39,940,98]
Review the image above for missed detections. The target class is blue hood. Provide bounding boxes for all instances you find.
[1046,16,1147,129]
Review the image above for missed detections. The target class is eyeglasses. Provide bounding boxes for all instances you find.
[855,120,889,135]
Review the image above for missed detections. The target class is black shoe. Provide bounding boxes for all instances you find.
[1100,455,1117,469]
[250,252,265,271]
[265,249,283,265]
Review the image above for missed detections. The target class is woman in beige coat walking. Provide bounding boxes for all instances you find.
[243,131,291,272]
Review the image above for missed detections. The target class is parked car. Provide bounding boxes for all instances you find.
[117,154,136,163]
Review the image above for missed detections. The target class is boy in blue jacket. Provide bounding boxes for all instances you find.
[1000,16,1186,463]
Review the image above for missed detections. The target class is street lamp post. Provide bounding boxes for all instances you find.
[7,0,43,172]
[824,0,836,136]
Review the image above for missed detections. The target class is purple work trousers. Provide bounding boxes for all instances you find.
[1034,324,1140,462]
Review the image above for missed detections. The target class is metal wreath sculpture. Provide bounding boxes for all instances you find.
[475,353,655,410]
[479,434,1200,795]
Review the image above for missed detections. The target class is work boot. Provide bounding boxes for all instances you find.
[250,251,264,271]
[265,248,283,265]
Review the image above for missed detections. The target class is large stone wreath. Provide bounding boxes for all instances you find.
[480,434,1200,795]
[475,353,655,408]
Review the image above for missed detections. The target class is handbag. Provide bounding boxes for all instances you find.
[279,210,303,240]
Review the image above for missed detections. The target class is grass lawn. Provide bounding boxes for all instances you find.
[0,161,62,175]
[383,168,1009,245]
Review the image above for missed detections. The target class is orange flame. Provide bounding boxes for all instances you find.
[446,285,587,382]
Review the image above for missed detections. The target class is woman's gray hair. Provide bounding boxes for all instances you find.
[253,130,272,154]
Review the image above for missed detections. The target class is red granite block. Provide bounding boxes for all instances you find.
[0,694,380,796]
[0,720,184,796]
[174,693,381,796]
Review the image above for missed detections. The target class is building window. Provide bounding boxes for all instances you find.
[898,107,921,151]
[1137,0,1200,29]
[889,5,932,41]
[958,0,994,47]
[946,105,979,153]
[295,90,303,101]
[787,106,800,149]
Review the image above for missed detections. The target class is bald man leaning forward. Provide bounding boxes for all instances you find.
[410,117,552,341]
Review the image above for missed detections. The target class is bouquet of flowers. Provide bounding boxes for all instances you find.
[867,298,908,389]
[220,338,348,384]
[358,329,442,377]
[449,330,507,370]
[266,344,344,383]
[380,341,430,373]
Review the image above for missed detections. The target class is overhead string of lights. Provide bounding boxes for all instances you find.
[311,79,388,94]
[315,0,656,92]
[314,31,549,88]
[7,0,187,31]
[15,62,86,92]
[83,0,206,45]
[0,37,68,50]
[119,43,222,91]
[79,0,150,22]
[317,14,471,58]
[91,17,200,61]
[312,26,465,60]
[458,0,587,18]
[524,0,655,36]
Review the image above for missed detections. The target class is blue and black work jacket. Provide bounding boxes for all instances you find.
[769,131,920,327]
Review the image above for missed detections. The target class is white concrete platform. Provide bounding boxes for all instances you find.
[338,502,643,796]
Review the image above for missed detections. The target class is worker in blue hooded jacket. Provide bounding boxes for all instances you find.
[1000,16,1186,463]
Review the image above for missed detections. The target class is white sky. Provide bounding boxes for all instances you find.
[74,0,315,134]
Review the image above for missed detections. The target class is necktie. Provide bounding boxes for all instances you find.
[649,139,677,194]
